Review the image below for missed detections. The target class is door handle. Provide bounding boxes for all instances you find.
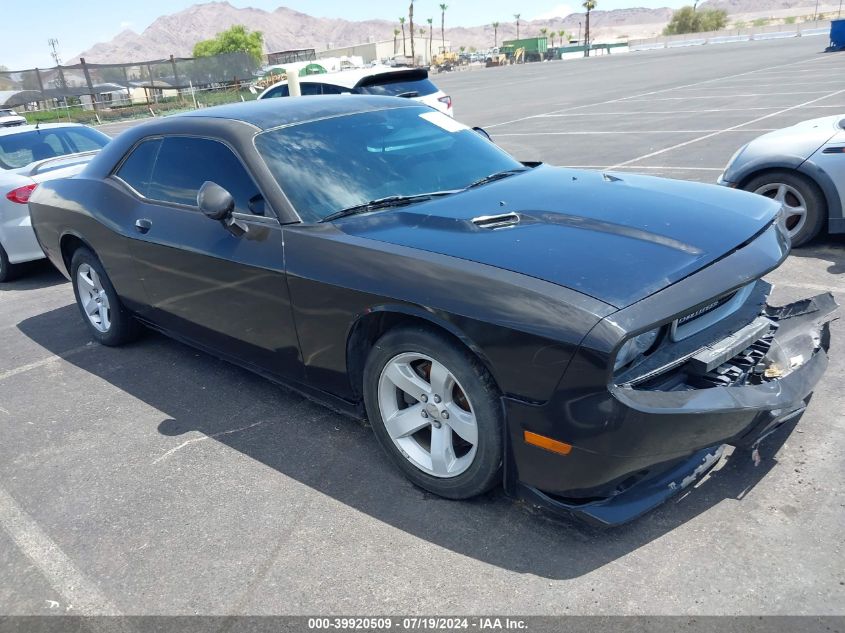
[135,219,152,234]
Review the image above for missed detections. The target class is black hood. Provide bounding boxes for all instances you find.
[336,166,780,308]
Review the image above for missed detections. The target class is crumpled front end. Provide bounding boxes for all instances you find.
[506,284,837,527]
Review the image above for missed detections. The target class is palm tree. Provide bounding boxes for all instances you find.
[492,21,500,47]
[427,18,434,60]
[399,17,406,56]
[439,4,448,53]
[514,13,521,39]
[549,31,555,47]
[393,28,401,55]
[558,29,568,44]
[583,0,596,56]
[409,1,415,64]
[540,27,548,39]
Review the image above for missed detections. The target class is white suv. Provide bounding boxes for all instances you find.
[257,66,454,117]
[0,123,110,281]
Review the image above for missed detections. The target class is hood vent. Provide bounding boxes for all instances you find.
[472,212,521,229]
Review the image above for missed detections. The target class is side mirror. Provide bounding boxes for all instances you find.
[472,126,492,142]
[197,181,234,221]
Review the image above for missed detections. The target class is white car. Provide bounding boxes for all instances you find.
[257,66,454,117]
[0,109,27,128]
[0,123,110,281]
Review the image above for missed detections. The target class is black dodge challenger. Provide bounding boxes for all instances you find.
[29,96,836,525]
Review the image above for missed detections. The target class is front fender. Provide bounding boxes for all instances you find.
[284,225,613,403]
[721,154,808,186]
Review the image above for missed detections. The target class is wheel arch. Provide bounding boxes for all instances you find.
[59,231,96,277]
[798,159,844,232]
[345,305,501,402]
[737,164,836,233]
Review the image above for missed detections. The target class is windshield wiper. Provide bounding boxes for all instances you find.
[463,167,528,190]
[320,190,460,223]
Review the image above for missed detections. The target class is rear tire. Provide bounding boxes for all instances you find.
[70,247,140,346]
[363,326,503,499]
[743,170,826,247]
[0,243,19,283]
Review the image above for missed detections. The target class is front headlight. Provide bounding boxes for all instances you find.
[614,328,660,371]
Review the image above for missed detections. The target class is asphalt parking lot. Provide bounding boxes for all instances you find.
[3,37,845,617]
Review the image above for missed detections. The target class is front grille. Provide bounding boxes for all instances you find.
[671,283,754,341]
[677,293,735,326]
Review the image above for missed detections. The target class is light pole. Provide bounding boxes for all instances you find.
[577,22,582,44]
[813,0,820,21]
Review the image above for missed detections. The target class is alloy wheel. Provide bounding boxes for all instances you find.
[377,352,479,478]
[77,263,111,332]
[754,182,807,240]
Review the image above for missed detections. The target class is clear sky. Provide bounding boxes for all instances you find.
[2,0,686,70]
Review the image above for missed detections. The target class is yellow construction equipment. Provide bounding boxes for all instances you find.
[432,51,459,71]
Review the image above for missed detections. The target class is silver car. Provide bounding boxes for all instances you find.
[718,115,845,246]
[0,123,110,281]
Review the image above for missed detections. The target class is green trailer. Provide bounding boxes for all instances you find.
[500,37,548,62]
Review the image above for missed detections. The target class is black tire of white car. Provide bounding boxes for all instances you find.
[0,244,16,283]
[744,170,827,247]
[70,247,141,346]
[363,326,504,499]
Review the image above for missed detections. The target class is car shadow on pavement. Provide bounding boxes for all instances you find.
[791,235,845,275]
[0,260,66,291]
[18,304,798,580]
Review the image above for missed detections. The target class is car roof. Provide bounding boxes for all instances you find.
[178,94,423,131]
[0,122,86,137]
[262,65,428,92]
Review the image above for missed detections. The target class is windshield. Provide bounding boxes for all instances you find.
[254,106,522,222]
[0,126,109,170]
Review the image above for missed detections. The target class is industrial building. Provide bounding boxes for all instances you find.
[316,37,451,66]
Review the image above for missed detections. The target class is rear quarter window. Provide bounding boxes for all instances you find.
[115,138,162,196]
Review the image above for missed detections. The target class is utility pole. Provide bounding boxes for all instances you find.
[813,0,820,21]
[48,37,68,105]
[48,38,61,66]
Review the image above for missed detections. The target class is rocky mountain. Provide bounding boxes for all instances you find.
[76,0,834,64]
[76,1,673,63]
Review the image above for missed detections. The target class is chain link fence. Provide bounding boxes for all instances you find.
[0,51,261,126]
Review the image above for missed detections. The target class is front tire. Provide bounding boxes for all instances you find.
[70,247,140,346]
[743,170,826,247]
[363,326,503,499]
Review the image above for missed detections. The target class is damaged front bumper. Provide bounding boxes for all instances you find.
[509,290,838,527]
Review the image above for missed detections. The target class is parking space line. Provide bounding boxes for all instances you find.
[558,165,724,171]
[0,344,92,383]
[624,92,832,101]
[606,88,845,170]
[0,485,124,617]
[539,107,782,116]
[485,55,841,130]
[151,420,267,465]
[495,129,775,136]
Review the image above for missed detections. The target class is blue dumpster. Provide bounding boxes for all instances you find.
[830,19,845,51]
